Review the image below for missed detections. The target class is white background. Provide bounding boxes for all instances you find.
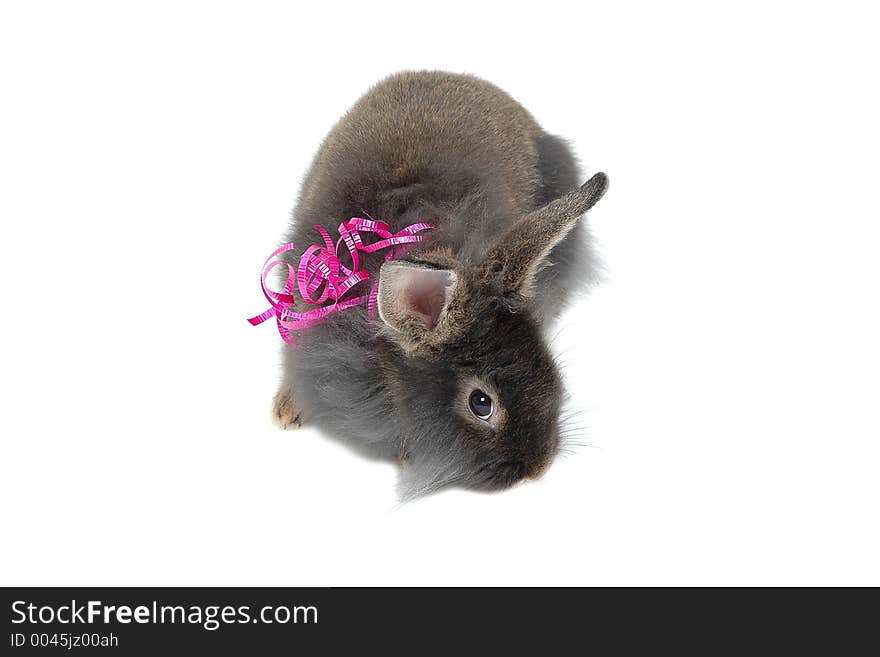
[1,1,878,586]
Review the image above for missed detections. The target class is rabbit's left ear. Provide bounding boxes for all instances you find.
[482,172,608,296]
[377,261,458,342]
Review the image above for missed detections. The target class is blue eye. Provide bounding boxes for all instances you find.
[468,390,493,420]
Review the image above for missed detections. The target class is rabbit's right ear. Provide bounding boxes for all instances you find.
[377,261,460,350]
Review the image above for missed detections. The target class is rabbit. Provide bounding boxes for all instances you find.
[269,71,608,499]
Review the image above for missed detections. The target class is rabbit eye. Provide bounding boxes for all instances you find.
[468,390,494,420]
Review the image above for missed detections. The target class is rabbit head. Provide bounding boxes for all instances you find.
[376,173,608,497]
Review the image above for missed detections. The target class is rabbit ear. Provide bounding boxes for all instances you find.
[377,261,458,339]
[483,172,608,296]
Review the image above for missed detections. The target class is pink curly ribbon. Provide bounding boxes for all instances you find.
[248,218,433,344]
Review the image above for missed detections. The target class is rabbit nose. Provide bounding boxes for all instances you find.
[524,430,560,480]
[525,458,551,481]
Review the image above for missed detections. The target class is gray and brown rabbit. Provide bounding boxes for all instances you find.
[269,71,608,498]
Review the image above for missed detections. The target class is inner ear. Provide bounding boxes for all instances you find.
[407,269,453,327]
[377,262,457,332]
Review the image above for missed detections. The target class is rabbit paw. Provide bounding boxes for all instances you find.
[273,390,304,429]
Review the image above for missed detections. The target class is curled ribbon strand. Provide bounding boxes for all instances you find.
[247,218,434,344]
